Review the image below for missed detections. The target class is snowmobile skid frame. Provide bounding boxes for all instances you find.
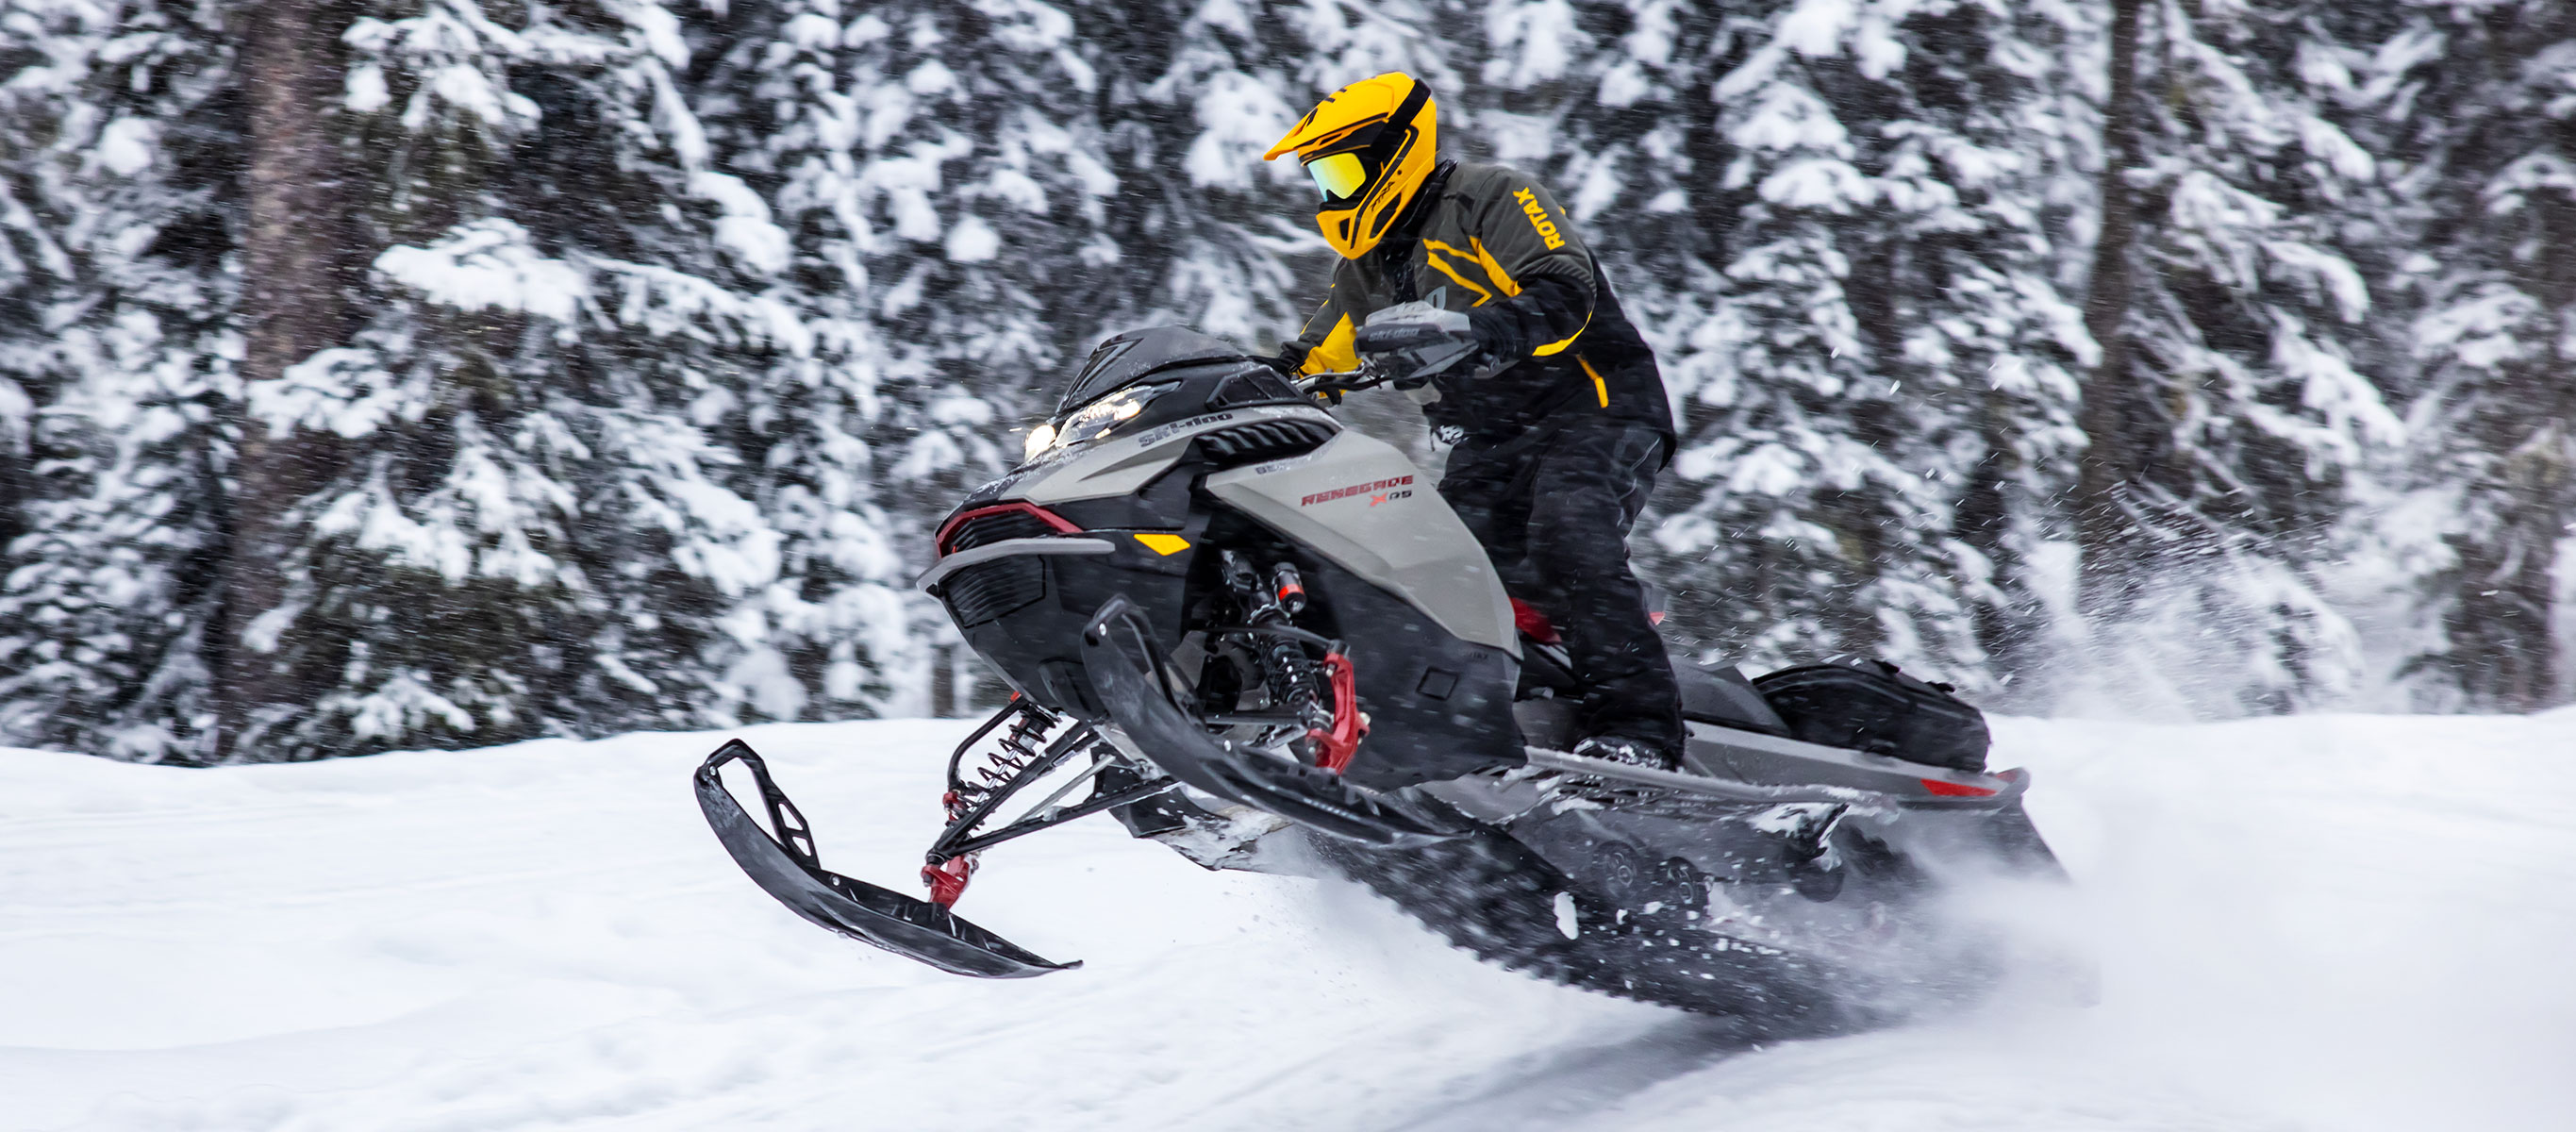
[693,720,1171,979]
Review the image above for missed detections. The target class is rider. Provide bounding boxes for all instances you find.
[1263,73,1687,770]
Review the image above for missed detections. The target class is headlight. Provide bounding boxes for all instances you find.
[1022,422,1058,461]
[1022,382,1174,462]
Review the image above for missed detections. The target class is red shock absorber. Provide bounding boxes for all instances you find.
[1272,562,1307,615]
[1308,651,1368,774]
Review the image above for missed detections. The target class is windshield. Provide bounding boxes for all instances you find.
[1019,363,1310,463]
[1055,326,1248,416]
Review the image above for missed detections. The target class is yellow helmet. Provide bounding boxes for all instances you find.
[1263,73,1438,259]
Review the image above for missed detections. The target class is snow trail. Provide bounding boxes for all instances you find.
[3,712,2570,1131]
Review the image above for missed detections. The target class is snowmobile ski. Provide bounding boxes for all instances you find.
[1080,596,1467,849]
[695,739,1077,979]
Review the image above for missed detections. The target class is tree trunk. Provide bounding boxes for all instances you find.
[2455,125,2576,712]
[0,397,24,558]
[2449,422,2570,712]
[2073,0,2149,616]
[1957,395,2027,695]
[223,0,353,757]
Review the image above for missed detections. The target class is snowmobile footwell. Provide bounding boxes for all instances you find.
[695,739,1077,979]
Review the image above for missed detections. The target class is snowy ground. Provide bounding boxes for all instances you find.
[4,711,2572,1132]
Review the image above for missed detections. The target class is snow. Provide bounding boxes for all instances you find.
[374,219,588,323]
[4,711,2573,1131]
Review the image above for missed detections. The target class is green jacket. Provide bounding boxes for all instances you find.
[1290,160,1672,442]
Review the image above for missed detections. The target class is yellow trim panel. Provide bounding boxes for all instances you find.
[1303,313,1358,375]
[1134,533,1192,556]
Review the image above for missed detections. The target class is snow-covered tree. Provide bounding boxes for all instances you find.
[9,0,2560,760]
[224,0,848,757]
[2367,1,2576,711]
[2072,0,2402,713]
[693,0,1143,718]
[1515,0,2090,691]
[0,0,235,761]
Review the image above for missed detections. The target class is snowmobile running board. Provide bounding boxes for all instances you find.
[1524,747,1889,806]
[694,740,1079,979]
[1523,746,2030,809]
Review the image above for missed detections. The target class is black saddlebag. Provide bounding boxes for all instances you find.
[1751,659,1989,773]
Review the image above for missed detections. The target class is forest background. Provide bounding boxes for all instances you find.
[2,0,2570,764]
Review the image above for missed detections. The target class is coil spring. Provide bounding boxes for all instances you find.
[947,708,1054,823]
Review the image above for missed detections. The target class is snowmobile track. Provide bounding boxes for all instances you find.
[1313,825,1865,1038]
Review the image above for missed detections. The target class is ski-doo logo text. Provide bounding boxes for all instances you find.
[1515,189,1564,250]
[1133,412,1234,449]
[1301,474,1413,507]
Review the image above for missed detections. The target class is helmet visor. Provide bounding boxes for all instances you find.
[1305,152,1369,203]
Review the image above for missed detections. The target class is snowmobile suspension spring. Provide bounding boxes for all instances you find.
[949,708,1055,822]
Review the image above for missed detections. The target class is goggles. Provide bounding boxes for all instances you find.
[1305,152,1369,203]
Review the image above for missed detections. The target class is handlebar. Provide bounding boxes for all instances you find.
[1295,361,1395,403]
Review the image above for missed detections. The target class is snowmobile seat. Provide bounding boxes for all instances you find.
[1675,662,1790,736]
[1751,659,1989,773]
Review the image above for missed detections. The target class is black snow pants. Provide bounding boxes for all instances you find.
[1438,418,1685,757]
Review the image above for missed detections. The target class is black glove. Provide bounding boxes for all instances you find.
[1265,340,1313,377]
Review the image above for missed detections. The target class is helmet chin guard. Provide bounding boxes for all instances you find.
[1264,73,1438,258]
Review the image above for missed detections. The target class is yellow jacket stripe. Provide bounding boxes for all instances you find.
[1534,308,1590,357]
[1422,250,1494,306]
[1578,356,1610,408]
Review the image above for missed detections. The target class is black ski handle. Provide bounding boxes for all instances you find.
[699,738,823,872]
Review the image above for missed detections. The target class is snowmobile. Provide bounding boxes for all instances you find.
[696,326,2074,1034]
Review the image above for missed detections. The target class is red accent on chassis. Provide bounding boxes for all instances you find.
[922,856,975,907]
[1510,597,1562,644]
[1919,778,2000,798]
[928,792,976,906]
[1308,652,1369,773]
[934,502,1083,556]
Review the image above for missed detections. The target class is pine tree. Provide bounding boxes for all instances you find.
[1536,0,2089,690]
[2072,0,2402,712]
[229,0,830,757]
[2373,0,2576,711]
[1064,0,1445,356]
[0,0,236,760]
[695,0,1133,717]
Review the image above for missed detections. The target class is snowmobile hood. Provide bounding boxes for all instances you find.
[1056,326,1257,416]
